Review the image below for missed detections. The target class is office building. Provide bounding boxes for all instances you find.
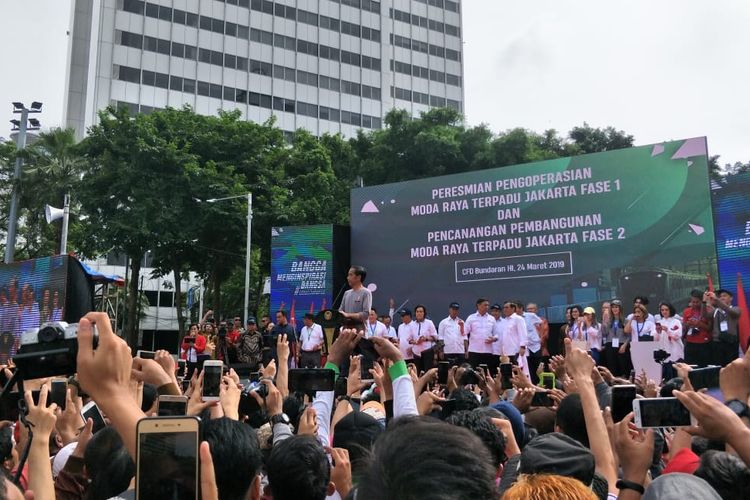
[65,0,464,139]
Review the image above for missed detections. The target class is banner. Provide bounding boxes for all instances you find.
[351,137,717,322]
[270,225,334,322]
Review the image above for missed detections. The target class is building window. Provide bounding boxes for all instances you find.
[117,65,141,83]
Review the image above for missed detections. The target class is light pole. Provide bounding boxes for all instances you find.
[6,102,42,263]
[197,193,253,324]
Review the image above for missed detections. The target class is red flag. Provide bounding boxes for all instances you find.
[737,273,750,353]
[289,299,297,331]
[706,273,714,292]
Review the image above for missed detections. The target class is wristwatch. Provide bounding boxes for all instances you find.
[616,479,644,494]
[270,413,291,426]
[726,399,750,419]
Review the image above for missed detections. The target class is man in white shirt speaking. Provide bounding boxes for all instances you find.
[465,298,497,370]
[298,313,324,368]
[438,302,466,365]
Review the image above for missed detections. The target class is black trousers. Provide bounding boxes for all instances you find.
[468,352,499,376]
[714,340,738,367]
[685,341,713,367]
[527,350,542,384]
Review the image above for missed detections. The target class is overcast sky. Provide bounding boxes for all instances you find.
[1,0,748,165]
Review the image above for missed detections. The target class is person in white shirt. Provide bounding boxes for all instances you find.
[397,309,418,364]
[520,301,544,383]
[625,304,657,344]
[626,296,656,323]
[412,304,438,373]
[582,306,602,365]
[502,302,528,367]
[464,298,497,369]
[490,304,507,376]
[381,314,399,344]
[298,313,325,368]
[655,301,684,362]
[438,302,466,365]
[365,308,388,339]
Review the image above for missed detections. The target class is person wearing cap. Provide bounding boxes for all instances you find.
[397,309,418,364]
[298,313,324,368]
[489,303,506,375]
[465,298,497,369]
[236,316,263,370]
[704,288,741,366]
[582,307,602,365]
[438,302,467,365]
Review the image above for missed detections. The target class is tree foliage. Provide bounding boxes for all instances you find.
[10,103,742,349]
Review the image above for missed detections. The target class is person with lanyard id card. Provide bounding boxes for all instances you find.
[365,308,388,339]
[411,305,438,374]
[625,304,656,343]
[705,289,741,366]
[601,300,630,377]
[298,313,324,368]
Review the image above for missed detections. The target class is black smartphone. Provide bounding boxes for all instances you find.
[177,360,186,373]
[360,356,374,381]
[355,338,379,361]
[50,379,68,410]
[81,401,107,434]
[288,369,336,392]
[0,392,20,422]
[688,366,721,391]
[180,379,190,393]
[249,371,261,383]
[478,364,489,374]
[136,417,200,499]
[158,395,188,416]
[500,363,513,390]
[438,361,450,385]
[531,391,554,407]
[611,385,637,422]
[633,397,693,428]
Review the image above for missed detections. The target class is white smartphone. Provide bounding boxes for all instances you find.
[202,360,223,402]
[158,395,188,417]
[136,416,200,499]
[632,397,695,428]
[136,350,156,359]
[80,400,107,433]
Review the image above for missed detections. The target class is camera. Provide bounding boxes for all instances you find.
[14,322,98,379]
[653,349,670,363]
[218,327,227,338]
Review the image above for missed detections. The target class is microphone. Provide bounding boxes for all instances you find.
[331,282,349,310]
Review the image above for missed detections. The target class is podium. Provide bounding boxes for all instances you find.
[315,309,344,356]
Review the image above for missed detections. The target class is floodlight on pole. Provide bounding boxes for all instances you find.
[5,101,42,263]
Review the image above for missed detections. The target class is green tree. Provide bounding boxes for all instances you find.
[568,123,634,154]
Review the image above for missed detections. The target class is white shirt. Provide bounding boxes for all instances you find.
[438,315,466,355]
[502,313,528,356]
[492,317,508,355]
[657,316,684,360]
[300,324,324,351]
[412,319,437,357]
[385,325,398,339]
[365,320,388,339]
[398,321,418,359]
[630,320,657,343]
[585,324,602,351]
[627,312,656,324]
[465,312,496,354]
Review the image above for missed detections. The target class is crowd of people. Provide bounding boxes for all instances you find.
[0,263,746,499]
[0,306,749,499]
[0,277,64,362]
